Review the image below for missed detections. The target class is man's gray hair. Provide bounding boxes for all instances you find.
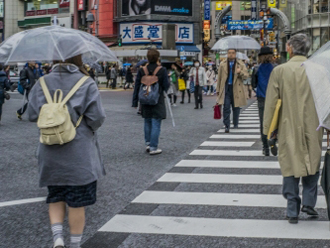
[287,33,311,56]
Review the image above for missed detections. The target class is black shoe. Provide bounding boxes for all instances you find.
[194,107,199,109]
[263,148,270,156]
[16,112,22,120]
[137,111,141,115]
[188,99,191,103]
[200,104,203,109]
[268,139,278,156]
[225,127,230,133]
[286,216,298,224]
[301,206,319,216]
[180,101,184,104]
[233,126,238,129]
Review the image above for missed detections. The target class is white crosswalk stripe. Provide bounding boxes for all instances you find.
[91,104,330,245]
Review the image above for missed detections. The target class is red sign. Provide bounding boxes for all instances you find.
[59,0,70,8]
[203,20,210,30]
[36,10,47,15]
[48,8,59,15]
[78,0,85,11]
[26,11,36,16]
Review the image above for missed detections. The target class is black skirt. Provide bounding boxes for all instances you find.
[46,181,97,208]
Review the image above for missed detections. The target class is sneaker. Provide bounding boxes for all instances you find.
[150,149,162,155]
[146,146,150,153]
[211,92,214,96]
[207,90,210,96]
[53,238,65,248]
[16,112,22,120]
[172,104,177,107]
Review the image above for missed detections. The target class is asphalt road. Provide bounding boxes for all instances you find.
[0,89,227,247]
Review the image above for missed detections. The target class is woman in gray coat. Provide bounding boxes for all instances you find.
[28,55,106,248]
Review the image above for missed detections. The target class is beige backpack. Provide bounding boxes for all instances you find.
[37,76,89,145]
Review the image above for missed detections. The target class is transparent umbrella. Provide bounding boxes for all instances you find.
[303,41,330,130]
[211,35,261,51]
[0,25,118,64]
[225,52,250,61]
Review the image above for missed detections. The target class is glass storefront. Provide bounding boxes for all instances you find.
[321,27,329,45]
[24,0,69,16]
[25,0,58,11]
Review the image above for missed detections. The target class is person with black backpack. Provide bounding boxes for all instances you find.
[0,64,11,123]
[132,49,170,155]
[16,62,37,120]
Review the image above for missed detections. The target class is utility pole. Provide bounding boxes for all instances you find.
[95,0,99,37]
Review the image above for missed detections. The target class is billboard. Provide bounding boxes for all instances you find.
[267,0,276,8]
[122,0,192,17]
[119,22,194,44]
[227,19,274,30]
[59,0,70,8]
[215,1,232,11]
[204,0,210,20]
[78,0,85,11]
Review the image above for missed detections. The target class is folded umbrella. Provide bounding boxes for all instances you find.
[0,25,118,64]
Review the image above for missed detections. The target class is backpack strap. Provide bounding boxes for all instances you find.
[143,66,149,76]
[61,76,90,106]
[153,66,162,76]
[39,77,53,104]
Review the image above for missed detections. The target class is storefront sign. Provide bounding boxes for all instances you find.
[267,0,276,8]
[215,1,232,11]
[0,2,3,18]
[204,0,211,20]
[119,22,194,44]
[26,11,36,17]
[122,0,192,17]
[251,0,257,20]
[204,29,211,42]
[36,10,47,16]
[279,0,287,8]
[78,0,85,11]
[48,8,59,15]
[203,21,210,30]
[59,0,70,8]
[227,19,274,30]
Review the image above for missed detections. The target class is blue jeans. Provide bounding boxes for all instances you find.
[144,118,162,151]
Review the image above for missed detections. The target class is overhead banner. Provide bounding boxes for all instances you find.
[122,0,193,17]
[59,0,70,8]
[227,19,274,30]
[120,22,194,44]
[215,1,232,11]
[204,0,211,20]
[267,0,276,8]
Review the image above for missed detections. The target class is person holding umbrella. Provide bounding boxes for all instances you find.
[216,49,249,133]
[189,60,207,109]
[263,34,323,224]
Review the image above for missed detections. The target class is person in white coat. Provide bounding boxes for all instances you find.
[189,60,207,109]
[206,65,215,96]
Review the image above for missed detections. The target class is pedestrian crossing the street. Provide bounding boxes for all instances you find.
[83,102,330,247]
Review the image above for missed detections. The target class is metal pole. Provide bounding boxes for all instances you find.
[96,0,99,37]
[74,0,79,29]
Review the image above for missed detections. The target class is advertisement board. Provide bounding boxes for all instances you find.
[204,0,210,20]
[122,0,193,17]
[119,22,194,44]
[227,19,274,30]
[0,1,3,18]
[279,0,287,8]
[215,1,232,11]
[78,0,85,11]
[267,0,276,8]
[59,0,70,8]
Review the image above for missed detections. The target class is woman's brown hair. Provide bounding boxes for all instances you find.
[54,54,89,76]
[258,54,274,64]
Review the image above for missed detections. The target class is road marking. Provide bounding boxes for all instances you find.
[99,215,330,240]
[238,120,260,123]
[211,134,260,139]
[157,173,283,185]
[190,150,264,156]
[175,160,280,169]
[238,124,260,128]
[240,114,259,117]
[240,117,259,120]
[218,129,260,133]
[0,197,45,208]
[200,141,255,147]
[132,191,327,208]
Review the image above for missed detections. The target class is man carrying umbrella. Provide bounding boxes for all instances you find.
[263,34,323,224]
[216,49,249,133]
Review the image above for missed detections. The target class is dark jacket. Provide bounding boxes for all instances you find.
[105,67,111,80]
[126,68,134,82]
[0,71,10,105]
[20,66,37,92]
[132,63,169,119]
[252,63,275,98]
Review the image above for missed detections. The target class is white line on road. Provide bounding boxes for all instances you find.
[240,117,259,120]
[200,141,255,147]
[190,150,264,156]
[238,124,260,128]
[217,129,260,133]
[238,121,260,123]
[175,160,280,169]
[0,197,45,208]
[132,191,327,208]
[240,114,259,117]
[157,173,283,185]
[99,215,330,240]
[210,134,260,139]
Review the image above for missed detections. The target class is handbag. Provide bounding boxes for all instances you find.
[4,91,10,100]
[178,78,186,91]
[213,104,222,119]
[189,77,195,93]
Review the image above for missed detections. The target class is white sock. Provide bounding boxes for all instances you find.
[51,223,63,243]
[70,234,82,248]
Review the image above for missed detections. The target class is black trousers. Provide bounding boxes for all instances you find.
[257,97,268,149]
[194,85,203,108]
[223,84,240,128]
[0,103,2,121]
[111,78,117,89]
[181,90,191,102]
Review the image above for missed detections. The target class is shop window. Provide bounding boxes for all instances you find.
[321,27,329,46]
[25,0,58,11]
[320,0,329,13]
[312,28,321,52]
[313,0,320,14]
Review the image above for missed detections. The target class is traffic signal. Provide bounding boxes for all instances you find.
[118,36,122,47]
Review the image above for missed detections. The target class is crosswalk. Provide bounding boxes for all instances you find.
[84,102,330,247]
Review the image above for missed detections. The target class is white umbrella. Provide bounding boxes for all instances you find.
[303,41,330,130]
[212,35,261,51]
[0,25,118,64]
[225,52,250,61]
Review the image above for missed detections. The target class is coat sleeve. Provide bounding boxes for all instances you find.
[251,66,258,89]
[216,64,222,93]
[162,68,170,93]
[132,69,142,107]
[239,63,249,80]
[82,82,106,132]
[263,69,280,135]
[202,68,207,85]
[27,80,43,122]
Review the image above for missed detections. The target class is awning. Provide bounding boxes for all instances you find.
[176,45,201,53]
[105,42,116,47]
